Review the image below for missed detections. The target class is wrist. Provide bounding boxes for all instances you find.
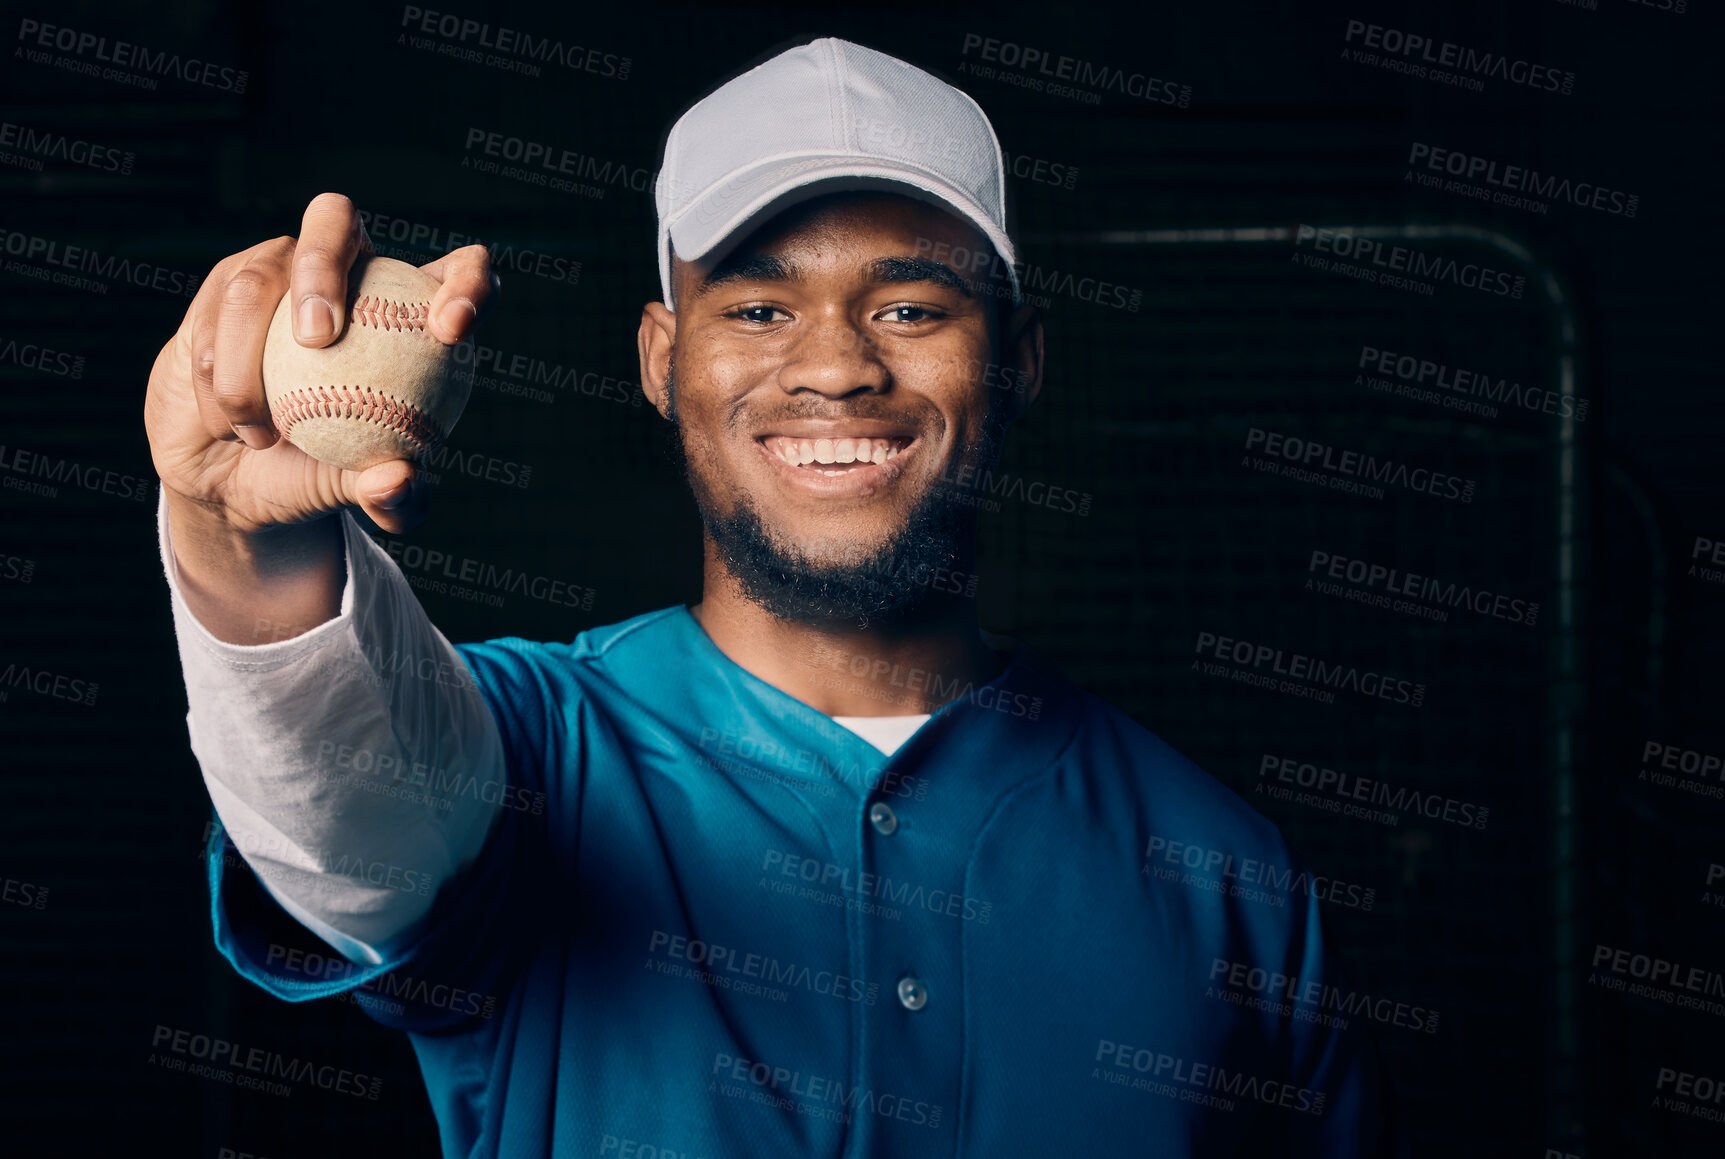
[164,490,346,644]
[164,488,338,572]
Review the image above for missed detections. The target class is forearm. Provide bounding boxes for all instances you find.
[160,491,503,963]
[163,488,345,646]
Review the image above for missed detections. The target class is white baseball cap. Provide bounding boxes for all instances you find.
[654,37,1021,308]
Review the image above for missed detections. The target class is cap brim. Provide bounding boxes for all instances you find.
[659,155,1020,307]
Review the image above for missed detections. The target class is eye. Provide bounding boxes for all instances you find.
[880,304,942,324]
[728,305,788,324]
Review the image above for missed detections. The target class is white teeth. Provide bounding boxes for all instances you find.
[767,435,909,468]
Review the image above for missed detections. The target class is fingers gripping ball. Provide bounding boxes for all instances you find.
[261,256,473,471]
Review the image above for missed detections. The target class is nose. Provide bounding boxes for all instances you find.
[775,309,888,398]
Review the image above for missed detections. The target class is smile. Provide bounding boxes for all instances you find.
[763,435,914,474]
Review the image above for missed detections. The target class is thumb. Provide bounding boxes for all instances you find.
[349,459,430,533]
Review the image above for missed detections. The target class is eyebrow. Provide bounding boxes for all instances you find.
[693,254,796,298]
[867,256,973,298]
[690,253,974,300]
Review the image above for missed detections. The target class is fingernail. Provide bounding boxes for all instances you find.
[370,481,412,510]
[436,297,476,338]
[297,295,335,343]
[233,423,273,450]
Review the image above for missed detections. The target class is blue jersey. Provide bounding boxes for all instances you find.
[208,606,1389,1157]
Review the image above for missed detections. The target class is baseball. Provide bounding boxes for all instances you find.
[260,255,473,471]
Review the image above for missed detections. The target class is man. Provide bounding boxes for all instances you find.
[149,37,1393,1157]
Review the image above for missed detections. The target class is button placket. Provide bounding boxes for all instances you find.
[870,805,924,1006]
[853,757,969,1155]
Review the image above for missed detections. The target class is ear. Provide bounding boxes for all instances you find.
[998,304,1045,424]
[637,300,677,420]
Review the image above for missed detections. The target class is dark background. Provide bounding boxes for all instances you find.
[1,0,1720,1155]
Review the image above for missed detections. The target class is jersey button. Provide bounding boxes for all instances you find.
[868,802,898,836]
[897,976,928,1011]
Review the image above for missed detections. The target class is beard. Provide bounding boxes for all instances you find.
[669,365,1005,626]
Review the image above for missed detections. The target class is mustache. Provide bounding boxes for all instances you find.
[729,401,927,430]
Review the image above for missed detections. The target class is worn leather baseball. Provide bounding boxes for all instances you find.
[261,256,472,471]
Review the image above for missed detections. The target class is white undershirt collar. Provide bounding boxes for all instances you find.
[830,714,931,756]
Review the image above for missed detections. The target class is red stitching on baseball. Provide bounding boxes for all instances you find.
[350,296,431,332]
[270,385,446,453]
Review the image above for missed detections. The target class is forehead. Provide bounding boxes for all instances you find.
[673,191,991,288]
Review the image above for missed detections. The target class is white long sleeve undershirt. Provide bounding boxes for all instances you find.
[158,492,504,966]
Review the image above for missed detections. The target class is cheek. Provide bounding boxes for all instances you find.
[670,357,746,439]
[901,341,993,405]
[690,334,774,391]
